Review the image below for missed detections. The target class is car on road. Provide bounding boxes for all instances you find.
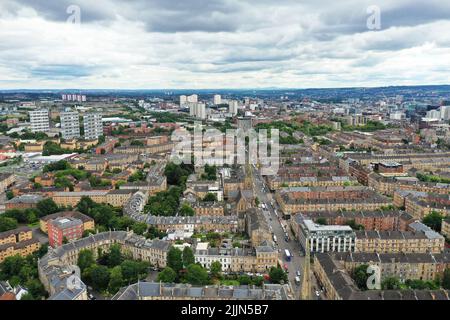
[296,270,301,277]
[315,290,320,297]
[295,276,301,285]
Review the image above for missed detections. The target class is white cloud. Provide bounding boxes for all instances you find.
[0,0,449,89]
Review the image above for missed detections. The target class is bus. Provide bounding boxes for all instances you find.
[285,249,291,262]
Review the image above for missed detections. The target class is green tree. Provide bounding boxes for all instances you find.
[20,293,35,300]
[86,265,110,292]
[77,249,95,273]
[43,160,71,172]
[179,203,195,216]
[0,216,18,232]
[269,267,288,284]
[76,196,97,215]
[316,217,327,225]
[210,261,222,278]
[203,193,218,202]
[157,267,177,283]
[182,246,195,268]
[107,244,123,268]
[25,279,47,299]
[120,260,149,283]
[382,277,401,290]
[6,190,14,200]
[167,247,183,273]
[185,264,209,285]
[108,266,124,294]
[422,211,444,232]
[352,264,369,290]
[132,222,148,235]
[238,274,252,285]
[36,198,59,217]
[0,255,25,279]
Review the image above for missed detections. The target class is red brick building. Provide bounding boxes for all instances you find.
[48,217,83,247]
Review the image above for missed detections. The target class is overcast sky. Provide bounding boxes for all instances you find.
[0,0,450,89]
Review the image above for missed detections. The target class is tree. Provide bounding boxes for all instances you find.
[179,203,195,216]
[210,261,222,278]
[25,279,47,299]
[120,260,149,283]
[269,267,288,284]
[182,246,195,268]
[422,211,444,232]
[167,247,183,273]
[316,217,327,225]
[36,198,59,217]
[185,264,209,285]
[76,196,97,215]
[6,190,14,200]
[20,293,35,300]
[382,277,401,290]
[442,268,450,290]
[203,193,217,202]
[77,249,95,273]
[0,216,18,232]
[115,180,127,189]
[0,255,25,279]
[352,264,369,290]
[238,274,252,285]
[43,160,71,172]
[132,222,148,236]
[86,265,110,292]
[107,244,123,268]
[108,266,124,294]
[157,267,177,283]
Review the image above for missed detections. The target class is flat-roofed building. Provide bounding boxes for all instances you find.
[29,109,50,133]
[40,211,95,234]
[60,111,80,139]
[48,217,84,247]
[295,216,356,253]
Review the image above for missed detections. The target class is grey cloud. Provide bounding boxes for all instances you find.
[30,64,95,79]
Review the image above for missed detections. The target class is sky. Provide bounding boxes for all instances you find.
[0,0,450,89]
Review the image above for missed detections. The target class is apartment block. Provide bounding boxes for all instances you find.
[60,111,80,139]
[83,113,103,140]
[355,230,445,254]
[48,217,84,247]
[29,109,50,133]
[0,227,40,263]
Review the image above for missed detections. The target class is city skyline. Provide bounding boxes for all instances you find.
[1,0,450,89]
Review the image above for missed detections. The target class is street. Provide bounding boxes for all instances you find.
[251,164,324,300]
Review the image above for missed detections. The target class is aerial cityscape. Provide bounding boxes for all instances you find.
[0,0,450,307]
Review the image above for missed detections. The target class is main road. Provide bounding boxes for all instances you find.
[250,164,324,300]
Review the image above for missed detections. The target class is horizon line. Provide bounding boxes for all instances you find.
[1,83,450,92]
